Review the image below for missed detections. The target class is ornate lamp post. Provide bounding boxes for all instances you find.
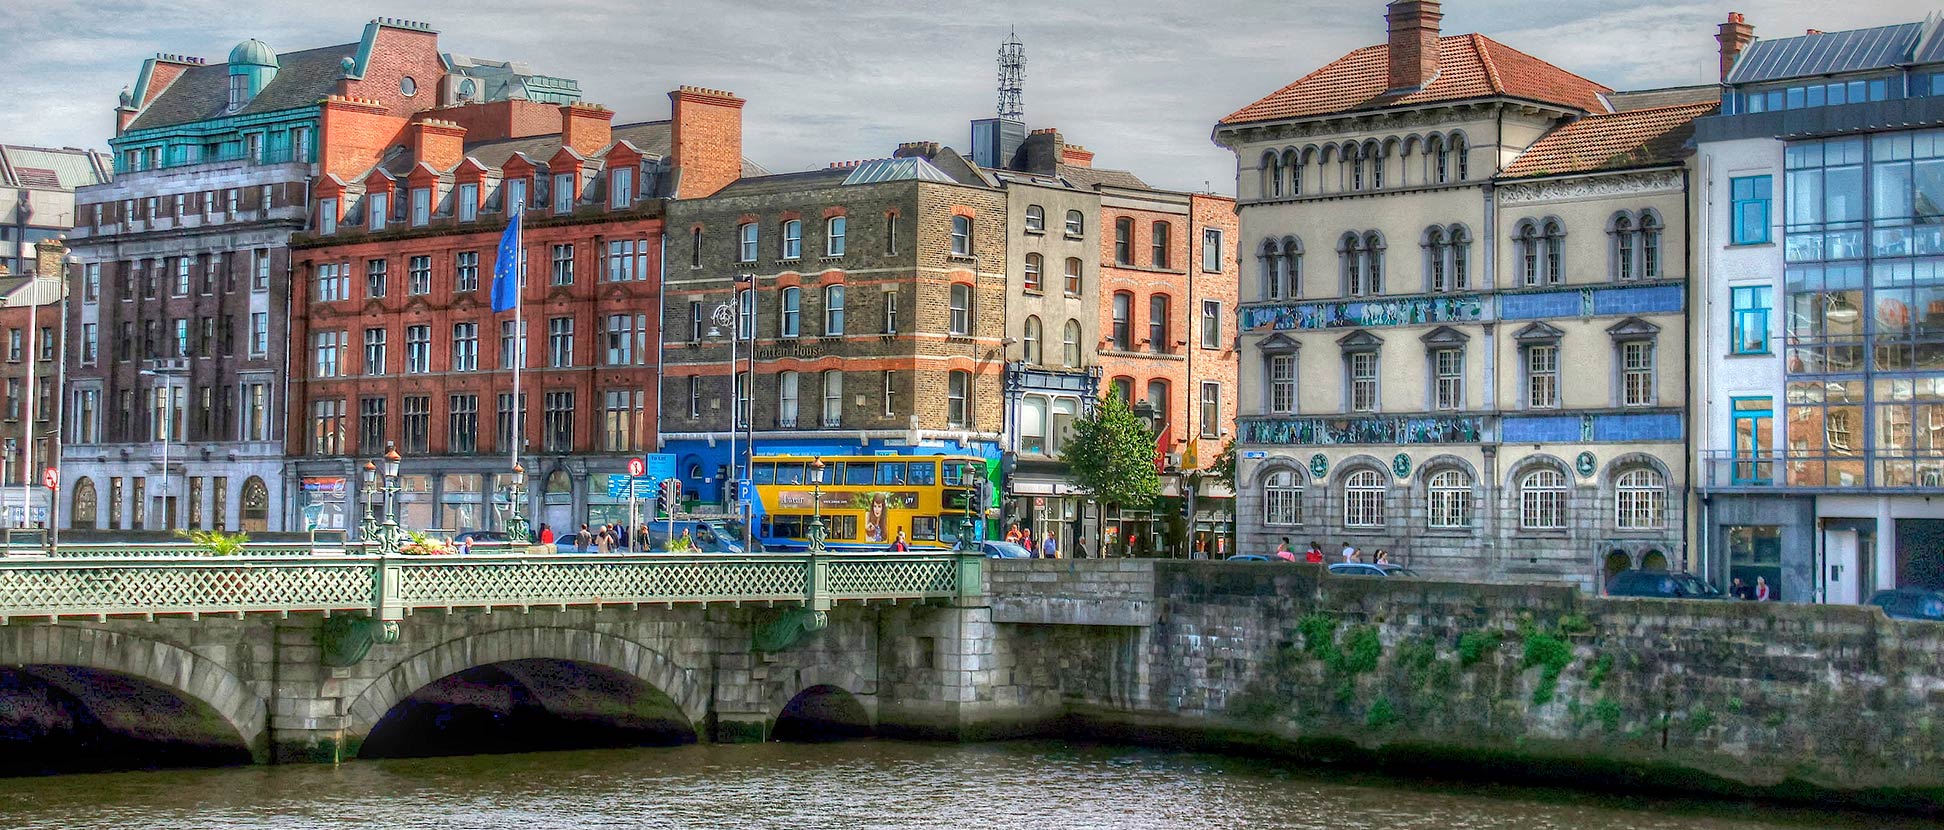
[359,460,379,544]
[505,463,531,544]
[371,444,406,556]
[808,457,826,554]
[959,465,982,552]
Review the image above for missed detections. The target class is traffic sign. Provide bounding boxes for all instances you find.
[41,467,56,490]
[605,474,660,499]
[627,457,646,478]
[645,453,677,482]
[736,480,754,503]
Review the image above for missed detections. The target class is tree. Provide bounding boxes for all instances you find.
[1209,438,1238,492]
[1061,391,1161,512]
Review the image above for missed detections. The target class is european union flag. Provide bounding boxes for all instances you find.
[490,206,523,313]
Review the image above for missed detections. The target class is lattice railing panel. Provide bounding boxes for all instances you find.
[826,556,959,598]
[31,542,332,559]
[0,560,376,618]
[393,556,811,608]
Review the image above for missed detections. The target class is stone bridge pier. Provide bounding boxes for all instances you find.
[0,600,996,765]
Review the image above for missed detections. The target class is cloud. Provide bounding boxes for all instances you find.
[0,0,1936,192]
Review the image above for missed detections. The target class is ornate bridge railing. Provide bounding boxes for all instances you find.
[0,552,983,623]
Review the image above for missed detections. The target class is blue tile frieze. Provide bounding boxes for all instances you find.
[1240,416,1485,445]
[1242,295,1485,331]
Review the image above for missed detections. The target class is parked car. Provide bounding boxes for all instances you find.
[1605,569,1724,600]
[644,522,749,553]
[452,530,510,545]
[1225,553,1273,562]
[1328,563,1420,577]
[1868,588,1944,621]
[981,541,1033,559]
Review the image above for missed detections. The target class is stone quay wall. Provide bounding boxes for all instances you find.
[979,559,1944,812]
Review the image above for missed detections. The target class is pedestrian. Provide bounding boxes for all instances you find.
[1305,541,1325,564]
[637,523,652,552]
[1730,577,1753,600]
[538,523,555,545]
[1127,531,1139,557]
[456,534,472,556]
[596,524,613,554]
[576,523,592,551]
[1374,549,1391,566]
[1021,526,1035,553]
[1074,537,1090,559]
[1216,536,1227,557]
[1039,533,1058,560]
[1340,542,1357,563]
[891,530,909,552]
[1005,523,1023,545]
[1755,576,1772,601]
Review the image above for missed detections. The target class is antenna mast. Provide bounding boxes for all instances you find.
[998,30,1025,121]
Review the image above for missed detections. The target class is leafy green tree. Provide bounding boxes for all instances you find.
[1209,438,1238,492]
[1060,391,1161,512]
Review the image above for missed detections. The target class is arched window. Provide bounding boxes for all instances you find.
[1425,226,1448,292]
[1517,221,1543,287]
[1363,231,1384,295]
[1152,221,1171,269]
[1148,294,1171,354]
[240,476,269,531]
[1519,468,1567,530]
[1024,204,1045,232]
[1343,468,1385,528]
[1261,238,1298,301]
[778,370,799,427]
[1145,379,1169,429]
[1543,219,1564,283]
[1062,319,1081,368]
[1063,257,1083,296]
[1286,149,1304,196]
[781,219,802,259]
[1426,468,1470,528]
[1110,291,1133,350]
[737,222,758,262]
[1023,315,1043,365]
[1263,469,1303,525]
[1350,146,1365,191]
[1615,467,1667,529]
[826,215,846,256]
[1431,134,1449,184]
[1262,152,1282,198]
[1368,142,1386,189]
[1114,217,1134,265]
[779,286,801,337]
[72,476,97,529]
[946,370,971,426]
[1450,132,1469,181]
[823,284,844,335]
[1449,226,1471,290]
[950,214,972,256]
[1110,376,1134,405]
[1340,233,1366,296]
[1065,210,1084,237]
[1024,252,1043,292]
[1640,212,1662,279]
[1611,213,1635,281]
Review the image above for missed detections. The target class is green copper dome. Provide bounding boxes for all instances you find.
[228,39,277,70]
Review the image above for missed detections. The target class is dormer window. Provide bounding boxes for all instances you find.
[552,173,574,213]
[610,168,633,209]
[369,192,388,232]
[228,74,248,110]
[507,178,528,214]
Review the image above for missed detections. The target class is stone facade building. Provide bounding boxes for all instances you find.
[61,19,587,534]
[657,147,1007,507]
[0,241,69,528]
[1692,13,1944,601]
[1215,0,1713,590]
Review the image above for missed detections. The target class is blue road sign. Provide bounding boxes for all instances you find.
[605,475,660,499]
[736,480,754,503]
[645,453,677,483]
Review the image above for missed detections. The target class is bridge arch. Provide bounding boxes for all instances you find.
[770,665,876,742]
[767,664,876,727]
[344,626,708,748]
[0,625,267,761]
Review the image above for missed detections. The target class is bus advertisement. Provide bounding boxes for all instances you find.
[747,454,989,551]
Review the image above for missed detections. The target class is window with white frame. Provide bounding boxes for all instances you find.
[1024,205,1044,233]
[410,188,430,227]
[405,325,430,373]
[947,370,970,426]
[1268,353,1296,414]
[364,328,386,375]
[951,215,972,256]
[1622,340,1655,406]
[882,370,896,416]
[1343,469,1385,528]
[778,371,799,427]
[881,288,899,334]
[1152,221,1171,269]
[1526,344,1558,408]
[550,244,574,286]
[1023,315,1042,364]
[1110,292,1132,350]
[1024,253,1043,292]
[1201,300,1221,349]
[368,192,388,231]
[1434,347,1463,410]
[547,317,573,367]
[313,330,343,378]
[458,183,478,221]
[1263,469,1302,525]
[1064,257,1082,296]
[1614,467,1666,530]
[1349,352,1378,412]
[254,249,271,291]
[826,216,846,256]
[317,263,349,302]
[1260,236,1300,300]
[1062,319,1081,368]
[780,287,801,337]
[1064,210,1084,237]
[1202,227,1223,272]
[949,284,971,335]
[1519,468,1567,530]
[451,322,478,371]
[552,173,574,213]
[1426,468,1470,528]
[1340,231,1383,296]
[365,259,387,298]
[319,198,338,234]
[738,223,758,262]
[823,285,845,335]
[1021,396,1048,455]
[455,251,479,292]
[408,255,431,295]
[821,370,842,427]
[610,168,633,209]
[1199,382,1220,438]
[781,219,802,259]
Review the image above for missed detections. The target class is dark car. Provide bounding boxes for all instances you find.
[1606,569,1724,600]
[1328,563,1420,577]
[1868,588,1944,621]
[981,541,1033,559]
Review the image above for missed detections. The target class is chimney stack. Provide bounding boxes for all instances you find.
[408,119,467,171]
[1717,12,1755,82]
[668,86,745,199]
[1386,1,1443,92]
[560,102,614,158]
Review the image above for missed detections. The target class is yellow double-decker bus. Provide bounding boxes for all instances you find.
[747,454,986,551]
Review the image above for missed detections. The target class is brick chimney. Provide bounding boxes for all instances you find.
[1386,0,1443,92]
[408,119,467,171]
[668,86,745,199]
[1060,143,1095,168]
[34,239,67,280]
[891,141,941,160]
[560,102,614,157]
[1717,12,1755,82]
[1017,129,1062,175]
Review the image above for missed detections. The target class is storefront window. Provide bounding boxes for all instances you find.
[1727,526,1782,600]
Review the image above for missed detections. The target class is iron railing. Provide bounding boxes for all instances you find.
[1695,449,1944,492]
[0,549,981,622]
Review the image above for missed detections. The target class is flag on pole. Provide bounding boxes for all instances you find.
[490,206,523,313]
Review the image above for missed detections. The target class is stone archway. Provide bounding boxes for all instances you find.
[1603,549,1635,589]
[766,664,876,729]
[0,625,267,759]
[343,626,707,747]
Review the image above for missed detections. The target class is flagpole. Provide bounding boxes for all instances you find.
[511,202,524,478]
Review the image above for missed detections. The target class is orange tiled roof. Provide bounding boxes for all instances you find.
[1501,101,1719,178]
[1220,33,1612,126]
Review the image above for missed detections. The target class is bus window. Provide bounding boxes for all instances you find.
[912,516,938,541]
[845,462,875,486]
[752,463,777,484]
[876,462,907,485]
[827,515,858,540]
[942,462,964,486]
[908,460,936,485]
[777,462,807,485]
[773,516,805,539]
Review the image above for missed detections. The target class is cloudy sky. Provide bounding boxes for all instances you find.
[1,0,1931,192]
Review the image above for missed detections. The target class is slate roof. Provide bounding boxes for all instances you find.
[1727,22,1926,85]
[126,43,359,132]
[0,145,111,189]
[460,121,673,171]
[1060,164,1148,191]
[1605,85,1721,113]
[1220,33,1611,126]
[1501,100,1717,179]
[710,168,854,199]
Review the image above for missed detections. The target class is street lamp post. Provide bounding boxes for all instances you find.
[138,364,184,530]
[808,457,826,554]
[369,443,405,556]
[359,460,378,543]
[505,463,530,544]
[959,466,982,552]
[709,279,756,552]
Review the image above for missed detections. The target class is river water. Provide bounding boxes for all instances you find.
[0,741,1924,830]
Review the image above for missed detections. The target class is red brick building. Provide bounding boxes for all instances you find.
[288,88,751,534]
